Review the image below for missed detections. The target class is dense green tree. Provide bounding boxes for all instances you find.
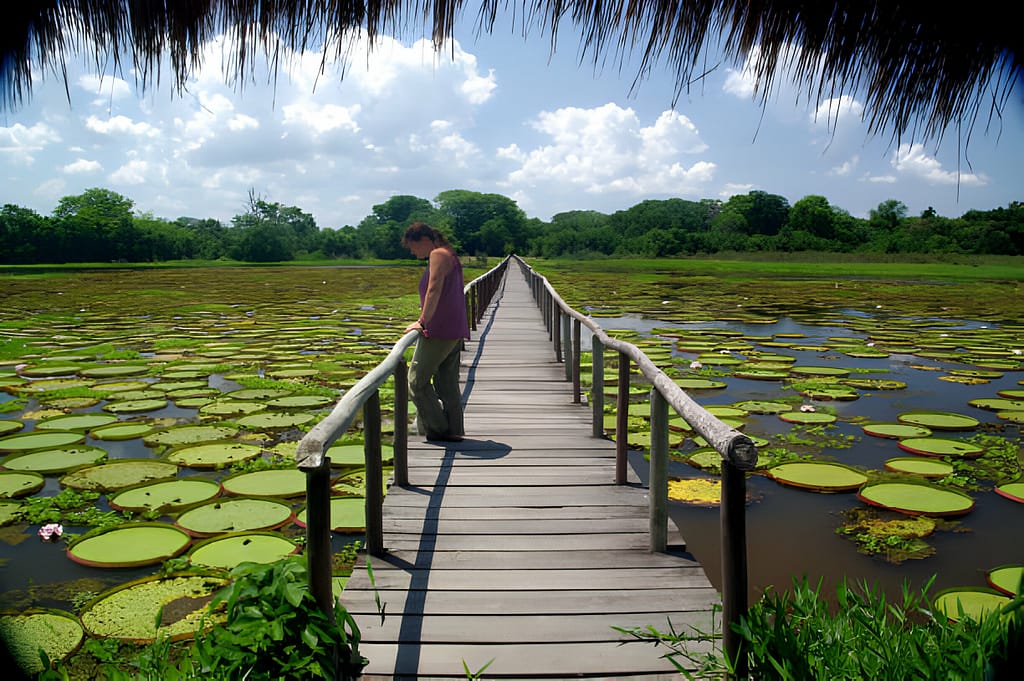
[718,191,790,236]
[435,190,527,255]
[0,204,47,263]
[53,188,137,262]
[788,195,836,240]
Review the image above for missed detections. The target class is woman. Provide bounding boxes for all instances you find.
[402,222,470,442]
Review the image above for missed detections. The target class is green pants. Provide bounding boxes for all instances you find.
[408,336,464,438]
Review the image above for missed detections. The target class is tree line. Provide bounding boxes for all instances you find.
[1,187,1021,264]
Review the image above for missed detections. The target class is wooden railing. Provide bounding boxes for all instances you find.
[515,255,757,678]
[295,255,510,618]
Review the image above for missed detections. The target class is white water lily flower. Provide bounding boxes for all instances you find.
[690,360,703,369]
[719,349,732,355]
[800,404,816,412]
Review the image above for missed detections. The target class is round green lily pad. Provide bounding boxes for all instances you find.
[0,430,85,452]
[896,411,980,431]
[862,422,933,439]
[672,378,727,390]
[34,413,118,432]
[144,425,240,448]
[175,497,294,537]
[969,397,1024,412]
[2,445,107,474]
[0,470,45,498]
[60,459,179,492]
[188,531,297,568]
[68,523,192,568]
[857,481,975,517]
[732,400,792,415]
[326,443,394,468]
[995,481,1024,503]
[220,468,308,498]
[295,495,366,532]
[765,461,868,492]
[997,389,1024,399]
[91,381,151,394]
[883,457,954,478]
[685,448,722,471]
[103,398,168,414]
[235,412,317,430]
[0,610,84,675]
[224,388,293,400]
[934,588,1011,622]
[797,385,860,400]
[734,368,789,380]
[842,378,907,390]
[198,400,267,417]
[109,478,222,513]
[705,406,748,418]
[788,366,851,377]
[778,411,837,425]
[266,394,335,409]
[0,419,25,436]
[296,493,368,532]
[89,421,156,440]
[896,437,985,458]
[987,565,1024,596]
[79,573,228,643]
[80,364,149,378]
[167,441,262,469]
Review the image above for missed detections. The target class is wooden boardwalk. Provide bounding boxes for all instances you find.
[340,267,721,679]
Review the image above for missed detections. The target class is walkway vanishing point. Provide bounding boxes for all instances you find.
[339,266,722,679]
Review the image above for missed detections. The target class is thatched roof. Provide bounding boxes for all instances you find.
[3,1,1020,145]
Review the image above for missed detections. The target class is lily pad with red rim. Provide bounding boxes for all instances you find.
[144,425,240,448]
[60,459,179,492]
[78,573,228,643]
[765,461,868,492]
[34,413,118,432]
[103,398,168,414]
[220,468,308,498]
[896,410,980,431]
[0,470,45,498]
[2,445,108,474]
[788,366,851,377]
[969,397,1024,412]
[295,495,366,532]
[0,609,84,675]
[862,422,933,439]
[67,522,192,568]
[166,441,263,469]
[89,421,156,441]
[187,531,298,568]
[933,587,1011,622]
[995,481,1024,503]
[0,430,86,452]
[0,420,25,436]
[174,497,294,537]
[896,437,985,459]
[883,457,954,478]
[108,477,222,513]
[778,411,837,425]
[857,481,975,517]
[986,565,1023,596]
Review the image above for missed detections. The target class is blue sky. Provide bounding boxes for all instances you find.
[2,13,1021,230]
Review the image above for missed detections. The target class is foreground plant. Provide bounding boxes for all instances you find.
[619,577,1022,679]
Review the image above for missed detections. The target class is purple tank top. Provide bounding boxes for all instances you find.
[419,252,470,340]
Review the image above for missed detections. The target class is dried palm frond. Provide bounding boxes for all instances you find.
[1,1,1020,146]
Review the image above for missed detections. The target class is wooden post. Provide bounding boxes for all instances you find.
[306,456,335,619]
[571,318,582,403]
[553,306,562,361]
[721,460,749,679]
[393,360,409,487]
[591,336,604,438]
[615,351,629,485]
[562,314,572,381]
[364,390,385,557]
[649,389,669,552]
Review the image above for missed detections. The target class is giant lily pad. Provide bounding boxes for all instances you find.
[2,445,107,474]
[778,410,837,425]
[166,441,263,469]
[765,462,868,492]
[788,366,851,377]
[103,398,168,414]
[80,364,149,378]
[198,400,267,417]
[60,459,178,492]
[672,377,727,390]
[67,523,192,567]
[987,565,1024,596]
[295,495,366,532]
[109,478,222,513]
[896,437,985,458]
[79,573,228,643]
[862,422,933,439]
[187,531,297,568]
[266,394,335,409]
[933,588,1011,622]
[175,497,294,537]
[883,457,954,478]
[89,421,156,441]
[0,419,24,436]
[0,430,85,452]
[896,411,980,431]
[969,397,1024,412]
[0,610,84,675]
[220,468,308,498]
[0,470,45,498]
[857,481,975,517]
[995,481,1024,503]
[732,400,792,414]
[326,443,394,468]
[235,411,317,430]
[144,425,239,448]
[34,413,118,432]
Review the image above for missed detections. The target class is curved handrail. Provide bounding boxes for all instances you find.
[512,255,757,469]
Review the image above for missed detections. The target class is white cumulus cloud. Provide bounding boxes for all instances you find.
[63,159,102,174]
[892,143,988,186]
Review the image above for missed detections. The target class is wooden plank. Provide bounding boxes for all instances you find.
[352,548,698,570]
